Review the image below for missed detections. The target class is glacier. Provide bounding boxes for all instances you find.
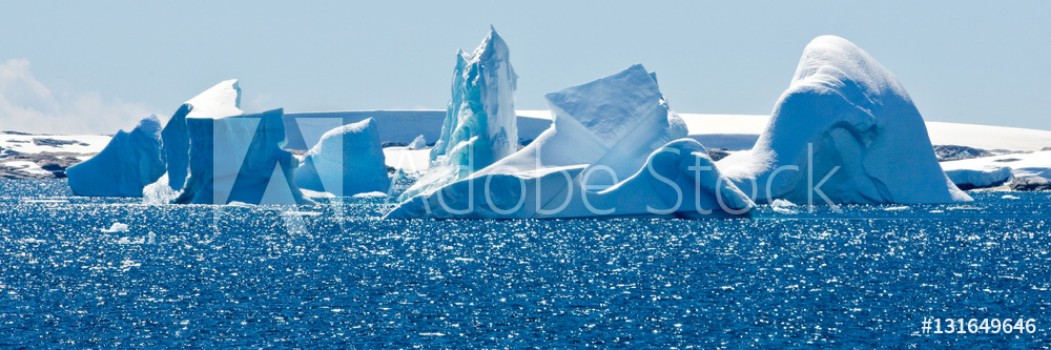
[66,115,166,197]
[717,35,971,205]
[171,80,308,205]
[294,118,390,196]
[400,28,519,201]
[387,64,751,219]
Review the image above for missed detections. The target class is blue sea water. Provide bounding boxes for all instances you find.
[1,179,1049,348]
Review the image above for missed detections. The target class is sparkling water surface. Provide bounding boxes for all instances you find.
[1,180,1050,348]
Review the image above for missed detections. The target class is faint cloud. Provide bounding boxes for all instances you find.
[0,58,154,134]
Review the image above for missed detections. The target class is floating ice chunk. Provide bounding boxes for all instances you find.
[142,174,180,204]
[407,134,427,150]
[718,35,970,204]
[352,191,390,199]
[67,115,165,197]
[771,199,799,215]
[101,222,129,233]
[402,28,519,200]
[294,118,390,196]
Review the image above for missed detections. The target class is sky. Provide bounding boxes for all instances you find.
[1,1,1048,134]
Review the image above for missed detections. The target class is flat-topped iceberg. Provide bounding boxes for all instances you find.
[387,64,751,219]
[294,118,390,196]
[400,28,519,201]
[717,35,970,204]
[941,150,1051,191]
[66,115,165,196]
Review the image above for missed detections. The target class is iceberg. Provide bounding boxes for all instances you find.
[387,64,750,219]
[172,80,308,205]
[407,134,427,150]
[943,166,1012,190]
[67,115,166,197]
[294,118,390,196]
[145,79,240,196]
[400,28,519,200]
[941,150,1051,191]
[159,104,191,191]
[717,35,971,204]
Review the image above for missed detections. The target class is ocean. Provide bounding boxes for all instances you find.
[1,180,1049,348]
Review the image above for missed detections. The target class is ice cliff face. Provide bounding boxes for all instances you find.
[66,115,166,197]
[294,118,390,196]
[160,104,191,191]
[168,80,307,205]
[718,35,971,204]
[401,28,518,201]
[175,107,308,205]
[145,79,242,196]
[387,64,749,219]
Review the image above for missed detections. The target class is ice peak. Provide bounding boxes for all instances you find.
[471,27,511,64]
[185,79,243,119]
[792,35,907,101]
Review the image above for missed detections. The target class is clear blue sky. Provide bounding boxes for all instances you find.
[1,1,1048,133]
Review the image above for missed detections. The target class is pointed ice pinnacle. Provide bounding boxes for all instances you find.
[401,27,519,201]
[384,64,730,219]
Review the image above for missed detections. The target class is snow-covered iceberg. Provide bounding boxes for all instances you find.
[717,35,971,204]
[66,115,165,197]
[941,151,1051,191]
[294,118,390,196]
[399,28,519,201]
[943,166,1012,190]
[387,64,750,219]
[172,80,308,205]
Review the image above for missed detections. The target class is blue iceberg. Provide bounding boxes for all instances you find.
[387,64,750,219]
[294,118,390,196]
[400,27,519,200]
[67,115,166,197]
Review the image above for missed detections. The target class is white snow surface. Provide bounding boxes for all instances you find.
[185,79,243,119]
[716,35,970,205]
[0,133,110,156]
[384,147,430,171]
